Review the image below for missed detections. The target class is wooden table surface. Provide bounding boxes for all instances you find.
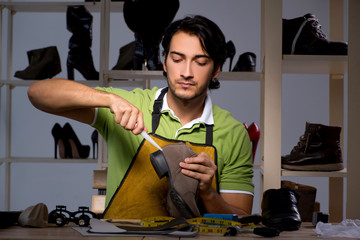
[0,222,353,239]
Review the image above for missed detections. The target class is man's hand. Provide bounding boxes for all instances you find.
[108,95,147,135]
[179,152,217,195]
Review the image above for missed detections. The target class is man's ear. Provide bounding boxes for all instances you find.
[212,64,221,78]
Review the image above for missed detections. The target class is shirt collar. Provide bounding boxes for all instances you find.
[155,87,214,127]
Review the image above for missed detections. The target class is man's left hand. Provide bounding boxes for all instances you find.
[179,152,217,195]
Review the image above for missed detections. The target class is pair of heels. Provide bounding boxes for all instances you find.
[51,123,91,159]
[225,40,257,72]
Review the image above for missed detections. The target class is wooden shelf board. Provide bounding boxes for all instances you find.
[282,55,347,74]
[0,157,98,164]
[0,1,123,13]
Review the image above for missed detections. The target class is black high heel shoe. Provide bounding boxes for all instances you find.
[91,130,98,159]
[51,123,72,159]
[232,52,256,72]
[225,41,236,71]
[63,123,90,159]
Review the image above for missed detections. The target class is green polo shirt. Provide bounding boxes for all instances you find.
[92,87,254,207]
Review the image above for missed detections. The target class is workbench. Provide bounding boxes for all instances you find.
[0,223,349,239]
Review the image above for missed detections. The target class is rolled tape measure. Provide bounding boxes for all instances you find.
[140,216,256,234]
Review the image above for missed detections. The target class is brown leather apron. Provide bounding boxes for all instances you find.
[103,88,218,219]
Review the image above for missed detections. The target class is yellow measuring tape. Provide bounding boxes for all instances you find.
[141,216,256,234]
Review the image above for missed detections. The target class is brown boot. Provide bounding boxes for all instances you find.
[150,143,200,218]
[283,13,347,55]
[282,122,344,171]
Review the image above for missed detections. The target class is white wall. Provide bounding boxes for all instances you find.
[0,0,347,217]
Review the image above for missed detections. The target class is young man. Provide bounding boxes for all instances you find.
[28,15,254,218]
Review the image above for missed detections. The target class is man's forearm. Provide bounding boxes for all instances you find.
[200,190,252,216]
[28,78,111,114]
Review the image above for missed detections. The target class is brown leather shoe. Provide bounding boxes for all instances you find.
[150,143,200,218]
[282,122,344,171]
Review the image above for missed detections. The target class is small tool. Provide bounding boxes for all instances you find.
[140,131,162,151]
[224,225,280,237]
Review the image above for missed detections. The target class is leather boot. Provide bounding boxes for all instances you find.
[283,13,347,55]
[232,52,256,72]
[66,6,99,80]
[281,180,317,222]
[282,122,344,171]
[150,143,201,218]
[14,46,61,80]
[261,188,301,231]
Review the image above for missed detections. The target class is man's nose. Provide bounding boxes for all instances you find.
[180,61,193,79]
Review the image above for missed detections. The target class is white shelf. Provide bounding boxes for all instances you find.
[282,55,347,74]
[1,1,123,13]
[0,157,97,164]
[281,168,347,178]
[260,166,347,178]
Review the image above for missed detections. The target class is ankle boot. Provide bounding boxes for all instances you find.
[112,41,136,70]
[281,180,317,222]
[14,46,61,80]
[66,6,99,80]
[232,52,256,72]
[282,122,344,171]
[150,143,200,218]
[283,13,347,55]
[261,188,301,231]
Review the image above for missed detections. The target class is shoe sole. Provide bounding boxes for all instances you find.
[281,163,344,171]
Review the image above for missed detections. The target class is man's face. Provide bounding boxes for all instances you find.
[163,31,220,102]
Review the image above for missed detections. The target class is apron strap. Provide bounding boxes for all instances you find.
[152,87,213,145]
[152,87,168,133]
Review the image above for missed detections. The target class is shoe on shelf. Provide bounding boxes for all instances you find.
[63,123,90,159]
[223,40,236,72]
[14,46,61,80]
[52,123,72,159]
[91,130,98,159]
[281,122,344,171]
[112,41,136,70]
[283,13,348,55]
[232,52,256,72]
[51,123,90,159]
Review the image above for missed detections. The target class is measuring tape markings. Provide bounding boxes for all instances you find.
[140,216,256,234]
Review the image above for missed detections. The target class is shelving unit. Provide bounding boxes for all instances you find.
[1,0,359,221]
[260,0,360,222]
[0,0,262,210]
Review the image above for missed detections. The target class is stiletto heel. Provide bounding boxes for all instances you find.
[91,130,98,159]
[63,123,90,159]
[225,41,236,71]
[66,62,74,80]
[51,123,71,159]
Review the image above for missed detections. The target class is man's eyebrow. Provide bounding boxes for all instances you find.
[169,51,210,59]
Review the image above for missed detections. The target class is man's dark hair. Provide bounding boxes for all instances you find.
[161,15,227,89]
